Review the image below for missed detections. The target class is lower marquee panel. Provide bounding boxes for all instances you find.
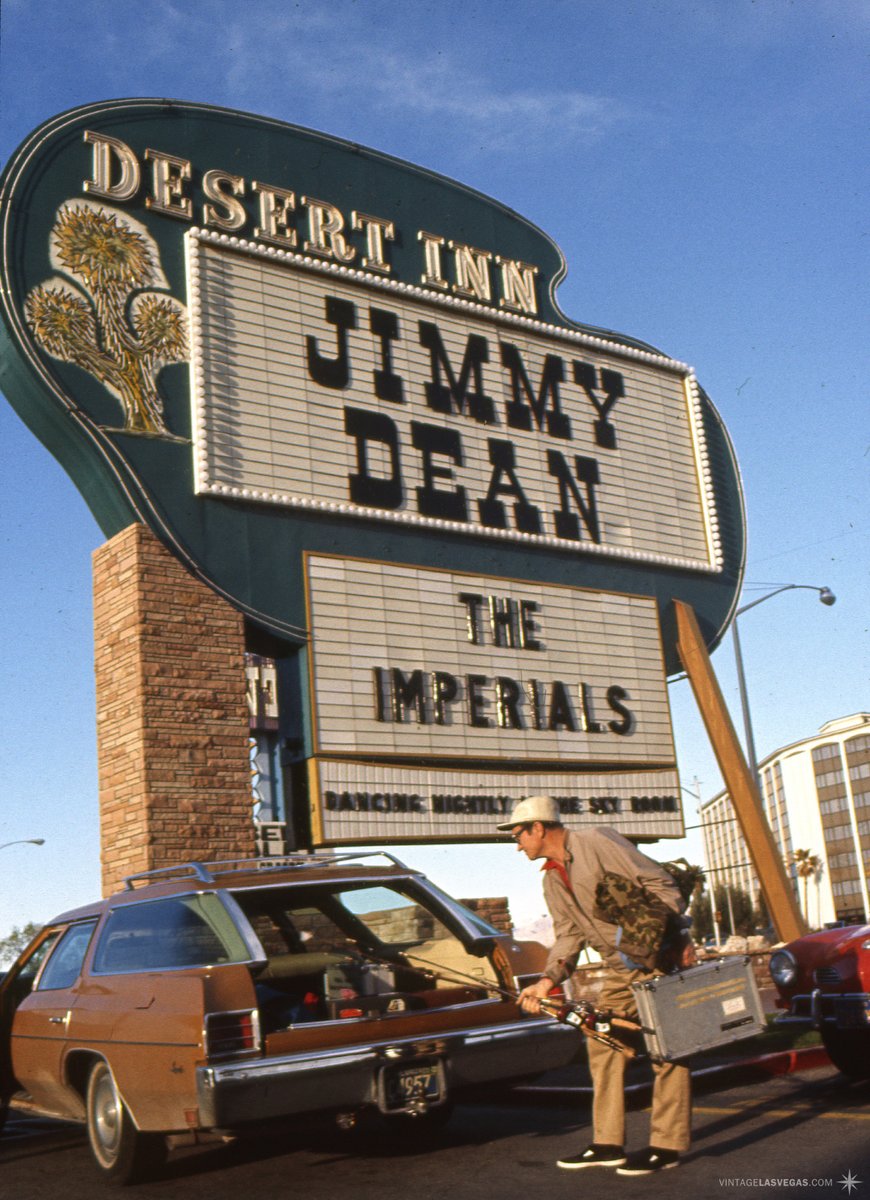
[309,758,683,842]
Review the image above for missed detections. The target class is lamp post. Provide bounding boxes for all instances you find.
[732,584,836,781]
[0,838,45,851]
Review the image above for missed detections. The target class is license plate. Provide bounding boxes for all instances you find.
[378,1059,446,1113]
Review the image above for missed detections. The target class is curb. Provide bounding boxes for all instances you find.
[689,1045,831,1089]
[512,1045,831,1101]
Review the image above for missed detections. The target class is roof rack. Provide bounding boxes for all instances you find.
[122,851,416,889]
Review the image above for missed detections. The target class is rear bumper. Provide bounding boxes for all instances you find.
[774,990,870,1029]
[196,1016,575,1127]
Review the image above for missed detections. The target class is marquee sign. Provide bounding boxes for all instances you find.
[312,761,682,844]
[306,556,675,765]
[0,99,747,842]
[189,233,718,573]
[304,555,681,842]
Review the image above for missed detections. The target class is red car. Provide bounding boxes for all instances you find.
[769,923,870,1079]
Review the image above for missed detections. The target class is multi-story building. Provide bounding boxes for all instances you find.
[700,713,870,929]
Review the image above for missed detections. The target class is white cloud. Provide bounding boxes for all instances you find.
[117,6,628,155]
[360,52,628,150]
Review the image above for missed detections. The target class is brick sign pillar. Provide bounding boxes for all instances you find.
[93,523,255,895]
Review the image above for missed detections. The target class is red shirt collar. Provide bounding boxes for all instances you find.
[541,858,573,894]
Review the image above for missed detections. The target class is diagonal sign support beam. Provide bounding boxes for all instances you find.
[674,598,807,943]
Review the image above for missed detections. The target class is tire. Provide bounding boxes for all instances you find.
[821,1028,870,1081]
[85,1060,166,1184]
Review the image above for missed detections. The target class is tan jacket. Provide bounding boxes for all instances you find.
[542,827,683,981]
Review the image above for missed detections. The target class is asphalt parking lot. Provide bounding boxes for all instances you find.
[4,1052,870,1200]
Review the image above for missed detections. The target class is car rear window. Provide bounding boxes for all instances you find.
[92,893,252,973]
[232,881,498,994]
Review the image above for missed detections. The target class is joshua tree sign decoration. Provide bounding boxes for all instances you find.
[25,200,188,437]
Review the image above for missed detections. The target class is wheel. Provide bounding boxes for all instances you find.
[821,1028,870,1081]
[85,1060,166,1183]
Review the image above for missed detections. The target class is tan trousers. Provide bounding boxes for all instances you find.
[586,968,691,1153]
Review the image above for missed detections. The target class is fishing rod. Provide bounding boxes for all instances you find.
[376,947,643,1058]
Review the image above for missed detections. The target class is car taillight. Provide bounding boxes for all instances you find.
[205,1009,260,1059]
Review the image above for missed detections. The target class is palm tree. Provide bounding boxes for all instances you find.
[791,849,822,924]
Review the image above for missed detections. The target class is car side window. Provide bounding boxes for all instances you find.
[36,921,98,991]
[92,894,250,973]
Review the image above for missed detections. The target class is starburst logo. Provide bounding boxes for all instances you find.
[25,199,188,437]
[840,1170,862,1195]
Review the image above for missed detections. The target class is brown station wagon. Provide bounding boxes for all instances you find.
[0,853,575,1182]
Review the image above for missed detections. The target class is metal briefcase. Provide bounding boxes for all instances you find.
[631,956,766,1061]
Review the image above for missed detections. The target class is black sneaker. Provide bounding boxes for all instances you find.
[616,1146,680,1175]
[557,1143,627,1169]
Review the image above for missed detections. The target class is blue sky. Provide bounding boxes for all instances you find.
[0,0,867,938]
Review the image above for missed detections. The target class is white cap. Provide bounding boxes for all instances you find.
[496,795,561,831]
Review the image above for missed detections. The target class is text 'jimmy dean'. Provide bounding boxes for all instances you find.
[189,235,718,571]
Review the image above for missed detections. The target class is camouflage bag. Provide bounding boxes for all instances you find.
[593,872,673,969]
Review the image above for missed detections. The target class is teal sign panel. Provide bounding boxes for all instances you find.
[0,99,745,673]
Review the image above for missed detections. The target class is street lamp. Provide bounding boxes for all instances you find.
[0,838,45,851]
[732,584,836,781]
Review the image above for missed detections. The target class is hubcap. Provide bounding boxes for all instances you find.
[91,1068,121,1161]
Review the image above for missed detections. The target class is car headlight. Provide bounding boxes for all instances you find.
[769,949,798,988]
[861,939,870,953]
